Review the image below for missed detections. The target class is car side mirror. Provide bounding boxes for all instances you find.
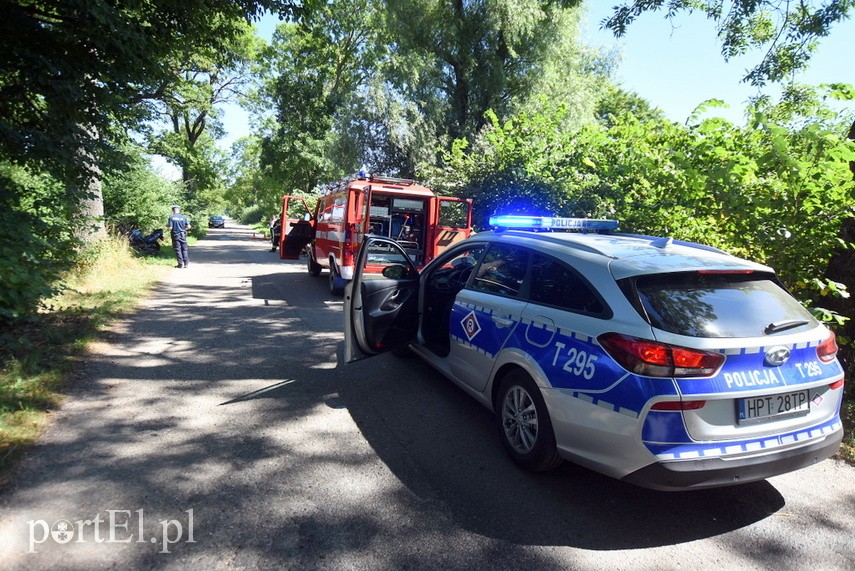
[382,264,414,280]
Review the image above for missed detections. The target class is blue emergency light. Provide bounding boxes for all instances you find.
[489,215,619,232]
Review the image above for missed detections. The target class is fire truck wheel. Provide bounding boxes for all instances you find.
[307,254,322,277]
[328,264,344,296]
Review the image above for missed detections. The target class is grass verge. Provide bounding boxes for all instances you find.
[0,235,171,487]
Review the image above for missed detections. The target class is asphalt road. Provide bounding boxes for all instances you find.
[1,222,853,570]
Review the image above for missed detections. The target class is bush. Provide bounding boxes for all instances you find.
[102,148,183,233]
[0,164,78,325]
[237,204,267,225]
[434,88,855,303]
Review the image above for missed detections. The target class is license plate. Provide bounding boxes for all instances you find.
[737,389,810,424]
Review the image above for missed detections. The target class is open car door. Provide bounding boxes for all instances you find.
[279,195,315,260]
[344,237,421,363]
[432,198,473,258]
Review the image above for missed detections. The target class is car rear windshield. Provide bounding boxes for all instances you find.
[629,272,817,338]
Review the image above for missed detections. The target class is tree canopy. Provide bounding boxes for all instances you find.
[0,1,297,183]
[603,0,855,85]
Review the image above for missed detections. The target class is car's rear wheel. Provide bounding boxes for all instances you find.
[496,370,562,472]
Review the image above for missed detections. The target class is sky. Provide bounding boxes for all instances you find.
[200,3,854,170]
[581,4,854,124]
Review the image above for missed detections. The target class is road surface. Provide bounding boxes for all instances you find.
[1,222,853,569]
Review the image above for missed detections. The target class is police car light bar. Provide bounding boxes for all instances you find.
[489,215,619,232]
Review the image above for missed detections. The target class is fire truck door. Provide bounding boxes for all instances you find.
[432,198,473,257]
[279,195,315,260]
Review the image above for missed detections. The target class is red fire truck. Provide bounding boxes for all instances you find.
[278,175,473,294]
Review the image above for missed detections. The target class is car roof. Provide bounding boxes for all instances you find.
[476,230,771,280]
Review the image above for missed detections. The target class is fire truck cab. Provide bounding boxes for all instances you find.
[278,175,473,295]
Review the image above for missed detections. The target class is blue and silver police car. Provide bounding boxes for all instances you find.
[344,216,844,490]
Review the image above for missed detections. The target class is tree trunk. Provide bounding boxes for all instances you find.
[73,123,106,241]
[78,172,106,239]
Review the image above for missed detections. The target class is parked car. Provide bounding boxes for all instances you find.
[208,215,225,228]
[344,215,844,491]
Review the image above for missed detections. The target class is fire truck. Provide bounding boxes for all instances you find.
[278,175,473,295]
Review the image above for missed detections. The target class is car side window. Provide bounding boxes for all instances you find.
[471,244,528,298]
[529,254,605,314]
[427,245,485,290]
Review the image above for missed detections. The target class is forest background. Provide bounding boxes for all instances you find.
[1,1,854,454]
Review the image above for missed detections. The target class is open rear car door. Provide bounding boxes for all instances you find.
[279,195,315,260]
[344,237,421,363]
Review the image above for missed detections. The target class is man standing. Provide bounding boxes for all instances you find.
[167,205,191,268]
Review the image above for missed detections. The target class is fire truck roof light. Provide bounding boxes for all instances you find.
[489,215,619,232]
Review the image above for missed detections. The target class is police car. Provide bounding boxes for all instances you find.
[343,216,844,490]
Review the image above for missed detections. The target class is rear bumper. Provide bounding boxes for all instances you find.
[622,427,843,491]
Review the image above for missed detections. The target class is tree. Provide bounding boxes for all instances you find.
[383,0,588,141]
[0,1,298,322]
[602,0,855,85]
[326,78,438,178]
[102,146,183,232]
[322,0,608,179]
[148,20,261,200]
[255,0,384,193]
[1,1,296,183]
[435,82,855,306]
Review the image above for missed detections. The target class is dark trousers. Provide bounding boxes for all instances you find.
[171,233,189,266]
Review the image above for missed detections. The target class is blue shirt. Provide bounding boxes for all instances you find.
[168,213,189,235]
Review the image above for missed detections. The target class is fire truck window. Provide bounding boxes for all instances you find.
[319,201,333,223]
[285,200,308,220]
[439,201,467,228]
[331,197,346,223]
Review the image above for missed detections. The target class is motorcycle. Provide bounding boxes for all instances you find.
[129,228,164,254]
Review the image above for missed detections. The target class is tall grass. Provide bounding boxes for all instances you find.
[0,234,168,485]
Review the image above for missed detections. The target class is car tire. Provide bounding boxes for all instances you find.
[328,263,344,296]
[307,253,322,277]
[496,370,563,472]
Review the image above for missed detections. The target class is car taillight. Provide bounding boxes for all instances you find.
[817,332,838,363]
[343,224,356,265]
[597,333,726,378]
[829,378,844,390]
[650,400,706,411]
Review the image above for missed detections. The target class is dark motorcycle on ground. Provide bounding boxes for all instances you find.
[129,228,164,254]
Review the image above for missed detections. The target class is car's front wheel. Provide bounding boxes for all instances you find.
[496,370,563,472]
